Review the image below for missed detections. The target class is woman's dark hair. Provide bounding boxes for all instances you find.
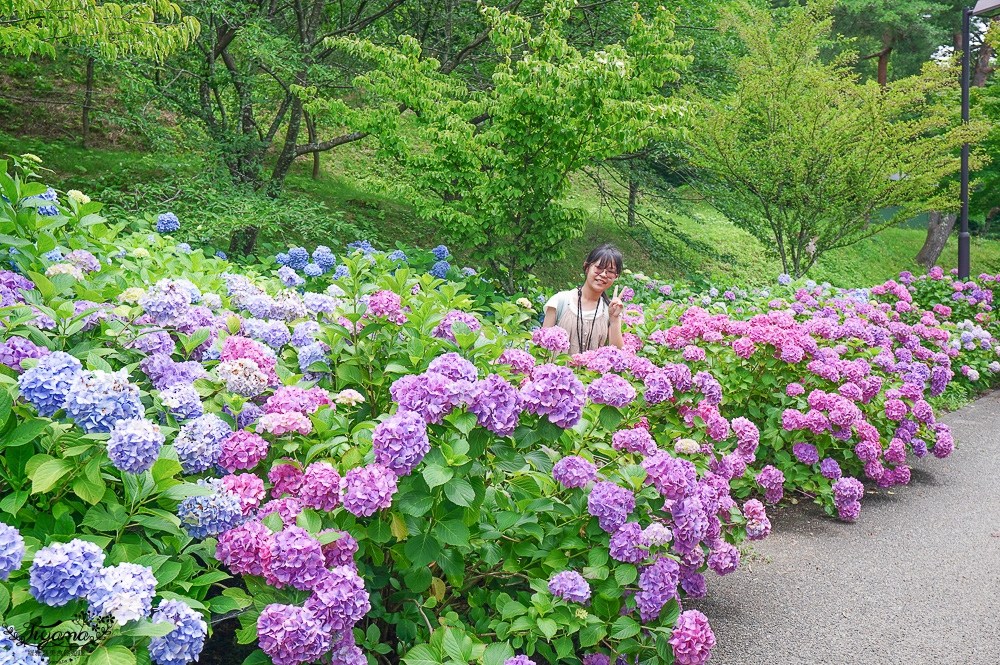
[582,243,624,303]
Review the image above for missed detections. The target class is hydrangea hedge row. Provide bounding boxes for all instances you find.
[0,156,997,665]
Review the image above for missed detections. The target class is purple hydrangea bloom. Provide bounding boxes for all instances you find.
[643,371,674,404]
[177,478,243,539]
[390,372,464,424]
[611,428,656,456]
[320,530,360,568]
[303,565,372,631]
[532,326,570,354]
[0,336,50,372]
[608,521,645,564]
[548,570,591,604]
[432,310,481,344]
[552,455,597,489]
[340,464,398,517]
[587,373,637,408]
[149,599,208,665]
[215,520,273,577]
[242,318,291,349]
[755,465,785,503]
[504,657,536,665]
[669,610,716,664]
[468,374,523,436]
[267,526,327,591]
[257,604,332,665]
[832,476,864,503]
[29,539,105,606]
[219,430,269,473]
[707,541,739,576]
[86,562,157,625]
[641,451,696,500]
[636,555,680,622]
[373,410,430,476]
[174,413,232,474]
[587,481,635,533]
[495,348,535,375]
[819,457,842,480]
[65,249,100,273]
[428,352,478,383]
[520,364,586,428]
[693,371,722,405]
[672,494,709,553]
[17,351,81,416]
[0,523,25,581]
[140,279,192,325]
[278,266,305,288]
[107,418,165,474]
[792,442,819,466]
[290,321,321,347]
[124,327,175,356]
[140,354,209,391]
[743,499,771,540]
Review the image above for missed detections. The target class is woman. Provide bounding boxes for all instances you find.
[542,244,625,353]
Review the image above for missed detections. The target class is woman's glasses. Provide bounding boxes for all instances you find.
[593,266,619,278]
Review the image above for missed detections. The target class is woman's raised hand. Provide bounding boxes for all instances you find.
[609,284,624,320]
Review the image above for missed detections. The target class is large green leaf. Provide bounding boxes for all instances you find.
[435,519,470,547]
[404,533,441,567]
[31,458,74,494]
[402,643,443,665]
[443,478,475,507]
[89,646,137,665]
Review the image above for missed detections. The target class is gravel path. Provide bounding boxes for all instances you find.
[689,391,1000,665]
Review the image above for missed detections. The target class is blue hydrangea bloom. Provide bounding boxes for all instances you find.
[331,265,350,280]
[0,523,25,581]
[287,247,309,270]
[201,346,221,362]
[107,418,165,474]
[215,251,227,260]
[175,243,192,254]
[157,212,180,233]
[278,265,305,288]
[86,562,157,625]
[388,250,408,264]
[159,384,203,421]
[429,261,450,279]
[17,351,82,416]
[461,267,477,276]
[347,240,375,254]
[177,478,243,539]
[242,318,291,349]
[149,599,208,665]
[174,413,231,474]
[291,321,321,347]
[29,539,105,606]
[24,188,59,216]
[313,245,337,269]
[61,369,143,433]
[304,263,324,277]
[42,249,63,262]
[275,252,290,266]
[0,626,47,664]
[777,273,792,285]
[174,279,202,304]
[431,244,450,260]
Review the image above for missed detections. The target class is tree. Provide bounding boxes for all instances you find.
[685,0,988,278]
[316,0,690,293]
[0,0,199,59]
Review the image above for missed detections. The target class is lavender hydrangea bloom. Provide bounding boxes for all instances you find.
[29,539,105,606]
[159,383,203,421]
[304,566,372,631]
[341,464,398,517]
[242,318,291,349]
[755,465,785,503]
[433,310,481,343]
[643,371,674,404]
[174,413,231,474]
[141,354,209,390]
[291,321,321,347]
[581,654,610,665]
[669,610,716,665]
[267,526,327,591]
[320,530,360,568]
[587,373,637,408]
[0,626,48,664]
[520,364,586,428]
[0,336,50,372]
[373,410,430,476]
[390,372,463,424]
[532,326,570,354]
[707,541,740,576]
[552,455,597,489]
[0,523,25,581]
[257,604,332,665]
[66,249,101,273]
[693,371,722,405]
[17,351,81,416]
[86,562,157,625]
[548,570,591,604]
[149,599,208,665]
[641,523,673,547]
[177,479,243,539]
[215,520,273,577]
[641,451,697,500]
[469,374,523,436]
[107,418,165,474]
[504,657,536,665]
[611,428,657,456]
[587,481,635,533]
[792,442,819,466]
[278,266,305,288]
[494,348,535,375]
[330,632,366,665]
[609,522,645,563]
[140,279,192,325]
[429,352,478,383]
[819,457,842,480]
[671,494,708,554]
[636,555,680,622]
[743,499,771,540]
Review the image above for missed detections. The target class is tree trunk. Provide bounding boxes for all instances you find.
[228,226,260,256]
[268,97,304,197]
[305,111,320,180]
[972,19,997,87]
[627,178,639,227]
[915,211,958,269]
[82,56,95,148]
[877,45,891,88]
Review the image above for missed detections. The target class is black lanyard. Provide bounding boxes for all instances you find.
[576,286,599,354]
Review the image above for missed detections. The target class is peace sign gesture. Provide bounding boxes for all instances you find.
[608,284,624,321]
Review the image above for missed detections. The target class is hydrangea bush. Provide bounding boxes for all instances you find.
[0,158,993,665]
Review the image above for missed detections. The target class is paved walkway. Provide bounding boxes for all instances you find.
[690,392,1000,665]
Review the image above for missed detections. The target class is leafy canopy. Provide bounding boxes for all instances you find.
[307,0,691,293]
[0,0,199,59]
[685,0,988,278]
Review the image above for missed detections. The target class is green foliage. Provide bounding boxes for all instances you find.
[686,0,989,278]
[0,0,199,59]
[318,0,692,293]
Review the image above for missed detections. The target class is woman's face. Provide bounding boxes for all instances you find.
[585,261,619,293]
